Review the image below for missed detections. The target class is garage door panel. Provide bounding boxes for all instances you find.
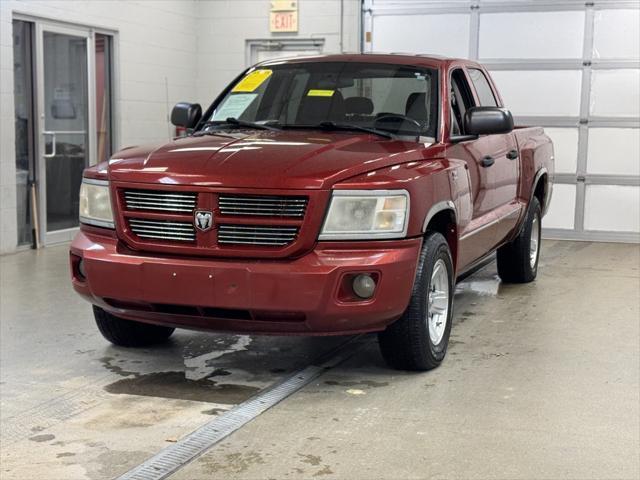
[593,9,640,59]
[489,70,582,116]
[371,14,470,58]
[590,69,640,117]
[544,184,576,230]
[544,128,579,174]
[587,128,640,176]
[584,185,640,232]
[366,2,639,242]
[479,11,584,59]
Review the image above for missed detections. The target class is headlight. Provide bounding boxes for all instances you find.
[79,179,114,228]
[319,190,409,240]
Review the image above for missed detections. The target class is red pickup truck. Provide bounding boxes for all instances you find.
[70,54,553,371]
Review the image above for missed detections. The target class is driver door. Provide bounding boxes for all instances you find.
[447,68,499,268]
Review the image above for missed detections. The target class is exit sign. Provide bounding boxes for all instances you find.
[270,0,298,33]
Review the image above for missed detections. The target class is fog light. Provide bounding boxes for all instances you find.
[352,273,376,299]
[78,259,86,278]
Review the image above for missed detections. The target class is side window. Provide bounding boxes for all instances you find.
[468,68,498,107]
[450,69,475,135]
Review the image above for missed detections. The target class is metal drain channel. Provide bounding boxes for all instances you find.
[117,335,366,480]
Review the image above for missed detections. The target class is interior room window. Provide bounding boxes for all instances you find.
[95,33,113,163]
[468,68,498,107]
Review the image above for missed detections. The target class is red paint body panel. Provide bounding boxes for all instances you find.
[72,54,554,335]
[71,229,421,335]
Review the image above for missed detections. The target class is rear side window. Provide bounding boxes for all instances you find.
[468,68,498,107]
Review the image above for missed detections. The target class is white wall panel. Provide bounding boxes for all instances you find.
[543,184,576,230]
[366,1,639,242]
[584,185,640,232]
[587,129,640,176]
[590,69,640,117]
[371,14,470,58]
[544,128,579,174]
[593,9,640,59]
[479,11,584,59]
[489,70,582,116]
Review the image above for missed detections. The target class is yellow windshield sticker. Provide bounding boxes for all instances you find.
[232,69,273,93]
[307,89,335,97]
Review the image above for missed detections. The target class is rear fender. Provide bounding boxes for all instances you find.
[512,167,549,239]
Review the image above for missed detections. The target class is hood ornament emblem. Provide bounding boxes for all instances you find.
[194,210,213,232]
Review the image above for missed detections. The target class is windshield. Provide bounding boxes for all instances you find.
[207,62,439,139]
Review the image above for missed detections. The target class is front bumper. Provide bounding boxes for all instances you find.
[70,229,421,335]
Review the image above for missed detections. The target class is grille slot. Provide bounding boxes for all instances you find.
[124,189,197,213]
[129,218,195,242]
[218,195,308,217]
[218,225,299,246]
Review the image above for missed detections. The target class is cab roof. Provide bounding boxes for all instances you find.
[256,52,479,70]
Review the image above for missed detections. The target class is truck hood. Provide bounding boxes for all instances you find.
[107,130,440,189]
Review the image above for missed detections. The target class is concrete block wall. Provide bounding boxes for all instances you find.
[1,0,360,253]
[0,0,201,253]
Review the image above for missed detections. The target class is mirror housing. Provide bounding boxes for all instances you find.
[464,106,514,136]
[171,102,202,129]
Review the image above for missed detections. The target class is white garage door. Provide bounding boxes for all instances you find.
[363,0,640,243]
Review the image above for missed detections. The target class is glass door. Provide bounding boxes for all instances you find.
[35,23,94,245]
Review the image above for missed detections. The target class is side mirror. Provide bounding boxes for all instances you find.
[464,106,513,135]
[171,102,202,129]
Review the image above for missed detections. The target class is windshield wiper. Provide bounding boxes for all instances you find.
[279,121,394,139]
[318,121,395,139]
[201,117,281,132]
[190,128,238,139]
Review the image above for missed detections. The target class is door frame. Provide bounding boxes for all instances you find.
[245,38,325,66]
[13,13,119,247]
[35,22,94,245]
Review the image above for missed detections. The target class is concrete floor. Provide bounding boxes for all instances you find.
[0,240,638,479]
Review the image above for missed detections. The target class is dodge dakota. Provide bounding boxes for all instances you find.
[70,54,553,370]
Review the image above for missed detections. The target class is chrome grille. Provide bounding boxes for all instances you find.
[124,189,197,213]
[128,218,195,242]
[218,195,308,217]
[217,225,299,246]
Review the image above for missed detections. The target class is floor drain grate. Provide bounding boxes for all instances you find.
[117,336,365,480]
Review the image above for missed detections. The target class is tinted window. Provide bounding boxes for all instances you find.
[468,68,498,107]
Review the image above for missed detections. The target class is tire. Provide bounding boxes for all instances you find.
[497,196,542,284]
[378,232,454,371]
[93,306,175,347]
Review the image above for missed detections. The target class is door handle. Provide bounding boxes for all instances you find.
[506,149,519,160]
[43,131,57,158]
[481,155,495,168]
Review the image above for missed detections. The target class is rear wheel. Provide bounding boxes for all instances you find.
[93,306,175,347]
[497,197,542,283]
[378,232,454,371]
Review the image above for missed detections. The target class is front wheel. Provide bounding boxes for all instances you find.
[93,306,175,347]
[378,232,454,371]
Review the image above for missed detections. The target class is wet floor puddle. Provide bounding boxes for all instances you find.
[99,353,261,405]
[104,371,259,404]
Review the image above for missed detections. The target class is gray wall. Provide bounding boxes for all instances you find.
[0,0,361,253]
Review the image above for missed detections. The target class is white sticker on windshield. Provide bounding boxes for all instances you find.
[212,93,258,121]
